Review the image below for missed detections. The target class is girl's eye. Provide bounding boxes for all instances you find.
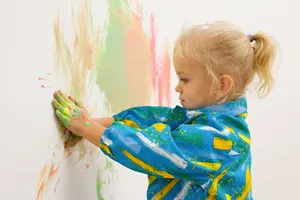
[180,78,189,83]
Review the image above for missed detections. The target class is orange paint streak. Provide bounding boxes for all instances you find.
[36,164,48,200]
[79,152,85,161]
[54,178,60,193]
[124,9,152,107]
[49,164,59,178]
[64,151,72,159]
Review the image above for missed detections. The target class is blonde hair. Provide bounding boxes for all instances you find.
[173,21,277,103]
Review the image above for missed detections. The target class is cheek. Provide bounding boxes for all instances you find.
[193,81,211,97]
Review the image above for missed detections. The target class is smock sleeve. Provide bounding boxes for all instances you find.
[99,120,236,184]
[112,106,187,130]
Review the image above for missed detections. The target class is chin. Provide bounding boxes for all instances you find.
[181,103,203,110]
[180,102,191,109]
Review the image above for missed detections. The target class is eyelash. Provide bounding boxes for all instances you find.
[179,78,189,83]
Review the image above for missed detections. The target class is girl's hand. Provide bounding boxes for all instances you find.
[52,90,90,136]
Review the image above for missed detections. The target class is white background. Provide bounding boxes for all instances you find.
[1,0,300,199]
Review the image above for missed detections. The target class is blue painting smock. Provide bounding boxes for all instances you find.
[99,97,252,199]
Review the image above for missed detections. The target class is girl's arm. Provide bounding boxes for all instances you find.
[80,120,107,146]
[91,117,115,127]
[106,105,187,130]
[95,119,249,185]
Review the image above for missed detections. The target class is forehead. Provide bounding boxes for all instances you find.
[174,58,202,75]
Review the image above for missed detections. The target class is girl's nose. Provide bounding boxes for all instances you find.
[175,83,182,93]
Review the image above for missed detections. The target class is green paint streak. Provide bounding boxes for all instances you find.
[176,132,204,146]
[104,158,114,170]
[96,169,104,200]
[56,110,71,128]
[85,121,90,126]
[96,0,131,113]
[74,108,81,118]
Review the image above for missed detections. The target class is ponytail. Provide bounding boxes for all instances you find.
[252,33,277,98]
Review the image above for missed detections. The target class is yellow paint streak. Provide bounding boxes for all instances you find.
[153,179,180,200]
[63,108,70,117]
[213,138,233,150]
[121,149,174,178]
[207,165,232,199]
[148,176,157,185]
[237,166,252,200]
[122,119,141,130]
[192,161,222,171]
[225,126,235,134]
[238,112,248,117]
[238,133,251,145]
[179,129,185,135]
[99,143,114,158]
[153,123,167,132]
[206,195,216,200]
[225,193,232,200]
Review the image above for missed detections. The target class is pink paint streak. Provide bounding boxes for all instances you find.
[149,14,158,101]
[149,14,171,106]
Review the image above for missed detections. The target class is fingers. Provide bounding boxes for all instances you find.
[54,91,68,107]
[54,90,83,110]
[68,95,83,108]
[57,118,68,133]
[59,90,76,106]
[52,99,70,117]
[55,110,71,128]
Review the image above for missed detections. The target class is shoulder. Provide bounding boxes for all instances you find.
[180,112,250,139]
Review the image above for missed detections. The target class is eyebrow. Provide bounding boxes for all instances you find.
[176,72,188,77]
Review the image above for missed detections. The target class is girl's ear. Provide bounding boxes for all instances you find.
[218,74,234,98]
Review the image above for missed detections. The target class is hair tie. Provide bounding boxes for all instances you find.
[247,34,254,42]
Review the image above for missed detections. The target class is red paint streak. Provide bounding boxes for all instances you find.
[158,42,171,105]
[41,85,51,88]
[148,14,171,106]
[163,42,171,106]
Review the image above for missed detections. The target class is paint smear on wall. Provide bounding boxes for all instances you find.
[36,154,60,200]
[37,0,171,199]
[96,0,171,113]
[96,158,118,200]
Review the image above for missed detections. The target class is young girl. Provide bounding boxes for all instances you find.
[52,21,276,199]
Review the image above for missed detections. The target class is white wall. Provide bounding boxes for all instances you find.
[1,0,299,199]
[0,0,148,199]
